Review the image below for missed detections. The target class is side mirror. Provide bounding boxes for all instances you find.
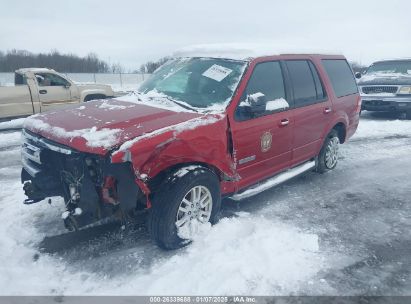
[355,72,362,79]
[64,84,71,89]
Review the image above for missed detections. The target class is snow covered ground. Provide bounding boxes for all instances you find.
[0,111,410,296]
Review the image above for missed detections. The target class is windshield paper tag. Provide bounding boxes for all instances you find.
[202,64,232,82]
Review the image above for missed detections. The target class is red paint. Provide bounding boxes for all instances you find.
[101,176,118,205]
[26,54,359,197]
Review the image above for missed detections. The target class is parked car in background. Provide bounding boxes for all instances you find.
[0,68,114,120]
[356,59,411,119]
[21,50,360,249]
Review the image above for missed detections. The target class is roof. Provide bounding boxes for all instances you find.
[373,58,411,63]
[173,43,343,61]
[15,68,55,74]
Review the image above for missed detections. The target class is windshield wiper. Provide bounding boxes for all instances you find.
[163,96,198,112]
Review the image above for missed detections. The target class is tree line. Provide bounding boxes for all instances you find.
[137,56,170,73]
[0,49,125,73]
[0,49,368,75]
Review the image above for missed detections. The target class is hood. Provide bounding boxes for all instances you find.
[358,73,411,86]
[23,98,202,155]
[76,83,111,89]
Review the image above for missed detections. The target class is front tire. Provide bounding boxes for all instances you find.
[148,167,221,250]
[316,130,340,174]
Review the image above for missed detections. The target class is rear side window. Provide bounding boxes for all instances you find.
[285,60,326,107]
[322,59,358,98]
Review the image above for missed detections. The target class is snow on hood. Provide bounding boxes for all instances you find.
[23,98,206,154]
[358,72,411,85]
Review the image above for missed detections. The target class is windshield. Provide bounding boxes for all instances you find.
[367,61,411,75]
[138,58,247,110]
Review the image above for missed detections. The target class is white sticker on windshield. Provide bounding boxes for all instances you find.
[202,64,233,82]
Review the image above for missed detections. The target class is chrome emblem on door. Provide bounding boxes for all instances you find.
[261,131,272,152]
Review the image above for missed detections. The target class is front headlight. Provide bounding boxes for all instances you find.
[398,86,411,94]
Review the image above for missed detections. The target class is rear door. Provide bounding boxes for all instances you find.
[230,60,294,189]
[284,59,332,164]
[321,59,360,139]
[35,73,74,111]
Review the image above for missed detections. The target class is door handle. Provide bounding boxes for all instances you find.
[39,90,47,94]
[279,118,289,127]
[324,107,332,114]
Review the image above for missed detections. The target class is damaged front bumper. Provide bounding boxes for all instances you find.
[21,129,144,230]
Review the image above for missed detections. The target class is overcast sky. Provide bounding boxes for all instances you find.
[1,0,410,71]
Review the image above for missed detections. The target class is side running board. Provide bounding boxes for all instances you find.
[230,160,316,201]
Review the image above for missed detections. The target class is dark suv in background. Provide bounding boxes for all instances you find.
[357,59,411,119]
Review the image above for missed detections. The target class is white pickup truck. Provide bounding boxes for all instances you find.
[0,68,114,120]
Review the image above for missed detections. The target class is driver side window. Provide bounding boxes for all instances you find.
[235,61,288,121]
[36,73,69,87]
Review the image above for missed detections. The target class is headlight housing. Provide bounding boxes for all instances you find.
[398,86,411,94]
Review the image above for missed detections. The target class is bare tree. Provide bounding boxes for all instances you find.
[0,49,115,73]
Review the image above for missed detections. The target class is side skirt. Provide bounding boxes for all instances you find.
[230,160,316,201]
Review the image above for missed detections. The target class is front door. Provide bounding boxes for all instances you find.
[35,72,74,111]
[230,61,294,190]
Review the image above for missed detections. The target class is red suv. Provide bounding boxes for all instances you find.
[21,52,360,249]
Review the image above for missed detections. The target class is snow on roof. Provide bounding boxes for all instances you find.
[173,43,342,61]
[373,58,411,63]
[15,68,55,73]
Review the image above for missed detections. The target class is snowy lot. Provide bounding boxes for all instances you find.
[0,111,410,296]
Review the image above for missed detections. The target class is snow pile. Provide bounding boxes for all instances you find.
[266,98,289,111]
[80,127,122,148]
[0,118,25,130]
[353,118,411,140]
[177,219,211,241]
[117,214,326,295]
[0,131,21,149]
[24,116,122,149]
[238,94,289,112]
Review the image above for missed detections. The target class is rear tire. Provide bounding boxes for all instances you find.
[316,129,340,174]
[148,167,221,250]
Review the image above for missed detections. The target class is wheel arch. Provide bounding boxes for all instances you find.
[332,122,347,144]
[82,93,107,102]
[148,161,224,193]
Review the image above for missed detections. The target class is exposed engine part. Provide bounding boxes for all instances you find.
[21,130,142,230]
